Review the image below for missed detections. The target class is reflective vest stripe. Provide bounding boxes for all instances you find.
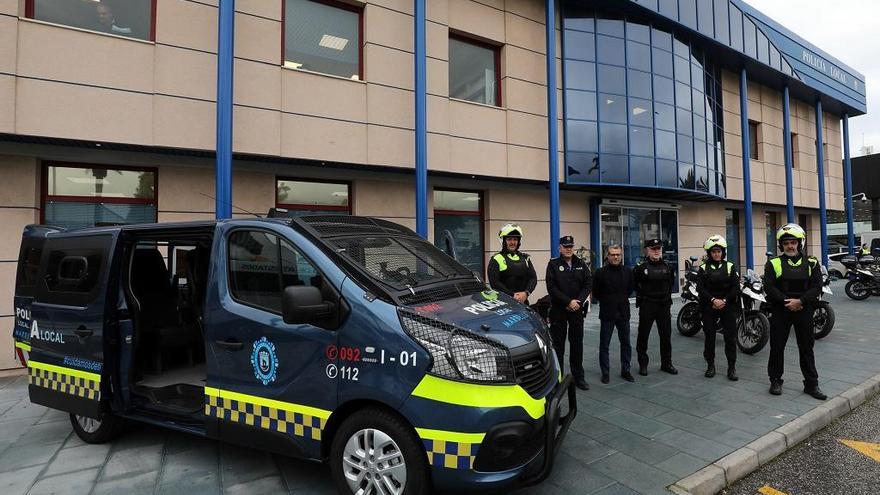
[493,253,522,272]
[770,257,814,278]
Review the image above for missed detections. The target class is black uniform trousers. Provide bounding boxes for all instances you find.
[636,300,672,368]
[768,307,818,388]
[701,305,737,366]
[549,309,585,379]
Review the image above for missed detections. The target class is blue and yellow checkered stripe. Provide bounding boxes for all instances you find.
[27,361,100,401]
[416,427,485,470]
[204,387,329,442]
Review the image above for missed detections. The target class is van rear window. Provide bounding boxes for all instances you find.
[15,245,43,297]
[36,235,111,306]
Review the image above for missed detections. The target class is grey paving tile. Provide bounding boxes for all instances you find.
[0,438,63,472]
[28,467,99,495]
[223,475,287,495]
[160,442,218,481]
[589,452,679,495]
[44,442,111,477]
[608,395,672,418]
[569,415,625,440]
[92,470,159,495]
[23,419,74,446]
[652,451,706,479]
[598,410,675,439]
[558,429,616,465]
[157,472,221,495]
[100,443,164,480]
[595,428,678,465]
[653,428,733,463]
[0,464,42,495]
[653,410,732,439]
[0,417,38,443]
[276,456,335,494]
[543,450,616,494]
[219,445,280,487]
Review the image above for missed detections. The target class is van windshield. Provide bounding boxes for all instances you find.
[329,236,473,289]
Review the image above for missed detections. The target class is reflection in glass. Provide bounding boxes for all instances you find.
[566,152,601,182]
[285,0,361,79]
[657,159,678,187]
[629,98,654,127]
[449,37,498,105]
[601,123,628,153]
[597,35,626,64]
[630,127,654,156]
[599,93,628,123]
[652,47,674,77]
[714,0,729,45]
[32,0,152,40]
[678,0,697,28]
[566,120,599,151]
[598,64,627,94]
[564,30,596,61]
[628,70,653,99]
[601,154,629,183]
[631,156,655,185]
[697,0,714,37]
[566,90,598,120]
[597,18,625,36]
[729,6,744,51]
[627,22,651,43]
[565,61,597,91]
[277,180,349,208]
[655,103,675,131]
[654,75,675,104]
[48,166,155,199]
[627,41,652,71]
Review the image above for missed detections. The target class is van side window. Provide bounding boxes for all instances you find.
[15,245,43,297]
[36,235,111,306]
[228,231,323,313]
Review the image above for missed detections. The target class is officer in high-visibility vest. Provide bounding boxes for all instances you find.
[696,235,740,381]
[765,223,826,400]
[861,244,870,255]
[487,224,537,304]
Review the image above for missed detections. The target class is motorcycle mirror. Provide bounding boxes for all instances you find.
[689,256,698,262]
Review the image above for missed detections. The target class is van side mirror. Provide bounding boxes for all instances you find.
[282,285,336,326]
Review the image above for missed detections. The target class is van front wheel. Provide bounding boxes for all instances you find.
[69,411,124,444]
[330,408,429,495]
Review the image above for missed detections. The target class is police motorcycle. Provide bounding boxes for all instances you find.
[676,257,770,354]
[843,253,880,300]
[812,264,835,339]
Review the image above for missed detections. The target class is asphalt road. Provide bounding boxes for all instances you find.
[723,392,880,495]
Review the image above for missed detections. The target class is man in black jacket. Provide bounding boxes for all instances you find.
[696,235,740,381]
[591,245,634,384]
[487,223,537,303]
[634,238,677,376]
[546,236,592,390]
[765,223,826,400]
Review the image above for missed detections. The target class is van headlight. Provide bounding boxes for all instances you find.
[398,310,515,384]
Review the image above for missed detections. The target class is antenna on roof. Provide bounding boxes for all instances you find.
[199,193,262,218]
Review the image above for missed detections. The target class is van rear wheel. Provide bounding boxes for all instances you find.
[69,411,124,444]
[330,408,429,495]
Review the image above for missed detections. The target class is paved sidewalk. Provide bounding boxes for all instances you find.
[1,280,878,494]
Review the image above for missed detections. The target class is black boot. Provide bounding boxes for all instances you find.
[769,380,782,395]
[727,366,738,381]
[601,373,610,384]
[660,364,678,375]
[576,377,590,390]
[638,365,648,376]
[620,371,635,382]
[804,386,827,400]
[704,364,716,378]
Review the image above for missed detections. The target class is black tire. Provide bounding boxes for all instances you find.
[845,280,872,300]
[330,407,430,495]
[737,311,770,354]
[813,302,835,340]
[69,411,124,444]
[676,302,702,337]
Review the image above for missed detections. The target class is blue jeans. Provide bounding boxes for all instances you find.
[599,318,632,376]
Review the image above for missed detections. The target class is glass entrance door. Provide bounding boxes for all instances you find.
[600,205,680,290]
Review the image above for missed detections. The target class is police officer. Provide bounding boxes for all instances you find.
[634,238,677,376]
[546,236,592,390]
[765,223,826,400]
[697,235,740,381]
[487,224,537,304]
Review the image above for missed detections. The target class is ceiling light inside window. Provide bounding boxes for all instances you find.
[319,34,349,51]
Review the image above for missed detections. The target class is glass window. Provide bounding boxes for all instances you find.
[694,140,708,166]
[673,37,689,58]
[658,159,678,187]
[629,98,654,127]
[598,65,626,94]
[725,209,740,266]
[656,130,677,159]
[659,0,678,19]
[757,31,770,65]
[449,36,500,106]
[433,190,483,274]
[597,35,626,65]
[600,154,629,183]
[675,82,691,110]
[695,166,709,192]
[631,156,655,185]
[691,64,705,91]
[652,47,673,77]
[565,90,598,120]
[44,246,103,294]
[599,94,627,124]
[674,56,690,83]
[678,0,697,28]
[566,152,601,183]
[692,90,705,116]
[626,22,651,43]
[697,0,714,37]
[748,121,759,160]
[769,45,782,71]
[627,70,652,99]
[596,18,625,37]
[30,0,153,41]
[655,103,676,131]
[564,30,596,61]
[766,212,778,256]
[565,61,597,91]
[653,75,675,104]
[677,134,694,162]
[565,16,595,33]
[284,0,361,79]
[15,244,43,297]
[693,114,706,141]
[566,120,599,151]
[676,107,693,135]
[743,18,757,59]
[44,165,156,229]
[729,7,743,51]
[635,0,659,12]
[679,162,695,189]
[630,127,654,156]
[276,179,350,214]
[713,0,729,45]
[652,28,673,51]
[626,41,651,71]
[600,123,628,154]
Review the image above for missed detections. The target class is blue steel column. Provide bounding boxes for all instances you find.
[843,113,855,254]
[782,85,795,223]
[414,0,428,238]
[815,100,828,266]
[739,69,755,270]
[215,0,235,219]
[546,0,560,257]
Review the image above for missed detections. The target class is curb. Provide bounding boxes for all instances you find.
[668,372,880,495]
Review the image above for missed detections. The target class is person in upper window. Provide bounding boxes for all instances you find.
[96,4,132,35]
[487,224,536,305]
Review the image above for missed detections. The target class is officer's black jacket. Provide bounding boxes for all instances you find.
[763,254,823,307]
[696,259,740,306]
[545,255,592,310]
[487,250,537,296]
[633,258,676,304]
[591,263,634,321]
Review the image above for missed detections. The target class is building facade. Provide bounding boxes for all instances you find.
[0,0,867,369]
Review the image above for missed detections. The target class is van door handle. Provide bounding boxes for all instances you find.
[74,326,93,338]
[215,339,244,351]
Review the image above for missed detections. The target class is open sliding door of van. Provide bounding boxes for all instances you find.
[28,232,120,419]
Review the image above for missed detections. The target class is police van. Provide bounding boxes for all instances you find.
[12,215,575,494]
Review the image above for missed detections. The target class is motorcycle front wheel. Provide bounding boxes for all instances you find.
[845,280,872,301]
[676,301,702,336]
[737,311,770,354]
[813,301,835,340]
